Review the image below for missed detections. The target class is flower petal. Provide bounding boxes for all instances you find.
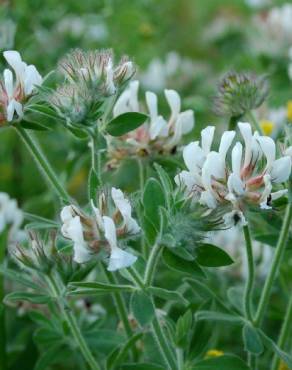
[107,247,137,271]
[270,156,291,183]
[165,89,181,119]
[102,216,118,249]
[218,130,235,160]
[231,142,243,177]
[201,126,215,155]
[146,91,158,120]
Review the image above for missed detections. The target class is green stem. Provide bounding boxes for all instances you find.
[176,348,184,370]
[0,230,8,370]
[243,224,255,322]
[271,294,292,370]
[90,132,102,182]
[246,111,263,135]
[102,267,134,340]
[127,268,177,369]
[151,312,178,370]
[47,274,101,370]
[144,244,162,286]
[255,204,292,326]
[15,126,70,203]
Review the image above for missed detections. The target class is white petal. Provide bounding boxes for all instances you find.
[24,65,42,95]
[227,173,245,196]
[183,141,205,173]
[149,116,168,140]
[6,99,23,121]
[223,210,247,227]
[102,216,118,249]
[218,130,235,160]
[3,69,14,98]
[113,89,131,117]
[256,136,276,169]
[174,170,198,191]
[107,247,137,271]
[111,188,140,234]
[66,216,91,263]
[271,189,288,200]
[260,174,272,207]
[3,50,26,78]
[60,205,75,222]
[199,190,217,209]
[178,110,194,134]
[164,89,181,119]
[238,122,253,167]
[201,126,215,155]
[270,156,291,183]
[146,91,158,119]
[232,142,243,176]
[90,200,104,230]
[105,60,116,95]
[285,146,292,157]
[128,80,139,112]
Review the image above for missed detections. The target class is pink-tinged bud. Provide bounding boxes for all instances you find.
[246,175,264,189]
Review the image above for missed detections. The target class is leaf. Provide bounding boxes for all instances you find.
[196,244,234,267]
[68,126,89,139]
[29,310,56,330]
[153,163,173,208]
[120,364,165,370]
[175,309,193,348]
[143,178,166,234]
[68,281,135,294]
[4,291,51,305]
[106,112,148,136]
[162,248,206,279]
[0,266,40,290]
[88,168,100,203]
[106,332,143,369]
[84,329,125,353]
[242,324,264,355]
[195,310,244,325]
[192,354,250,369]
[227,287,244,314]
[148,286,188,305]
[21,120,51,131]
[33,328,63,348]
[130,291,155,326]
[34,344,64,370]
[259,329,292,368]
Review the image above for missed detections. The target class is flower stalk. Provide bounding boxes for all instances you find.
[15,125,71,203]
[254,203,292,326]
[0,230,8,370]
[47,274,101,370]
[243,224,255,322]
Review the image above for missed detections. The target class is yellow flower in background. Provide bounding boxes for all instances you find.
[205,349,224,358]
[287,100,292,121]
[279,360,289,370]
[260,119,274,136]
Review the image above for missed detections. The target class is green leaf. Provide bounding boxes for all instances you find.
[130,291,155,326]
[175,309,193,348]
[148,286,188,305]
[227,287,244,314]
[162,248,206,279]
[68,281,135,294]
[196,244,234,267]
[195,310,244,325]
[242,324,264,355]
[34,344,64,370]
[120,364,165,370]
[0,266,40,290]
[106,112,148,136]
[21,120,51,131]
[259,329,292,368]
[153,163,173,208]
[192,354,250,369]
[4,291,51,305]
[68,126,89,139]
[88,168,100,202]
[106,332,143,369]
[143,178,166,234]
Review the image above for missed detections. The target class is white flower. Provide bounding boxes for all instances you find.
[176,122,291,222]
[111,188,140,234]
[223,210,248,228]
[0,50,42,123]
[103,216,137,271]
[111,81,194,154]
[60,205,91,263]
[60,188,139,271]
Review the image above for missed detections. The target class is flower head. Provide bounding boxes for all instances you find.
[108,80,194,161]
[60,187,140,271]
[213,71,269,118]
[0,50,42,125]
[51,49,135,129]
[175,122,291,226]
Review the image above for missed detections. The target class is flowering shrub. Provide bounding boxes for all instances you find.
[0,2,292,370]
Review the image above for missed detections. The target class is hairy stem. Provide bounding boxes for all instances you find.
[15,126,71,202]
[271,294,292,370]
[47,274,101,370]
[144,244,162,286]
[127,268,177,369]
[254,204,292,326]
[243,224,255,322]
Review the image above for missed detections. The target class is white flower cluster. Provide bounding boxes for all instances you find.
[0,51,42,124]
[112,80,194,153]
[175,122,292,226]
[0,192,23,239]
[61,188,140,271]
